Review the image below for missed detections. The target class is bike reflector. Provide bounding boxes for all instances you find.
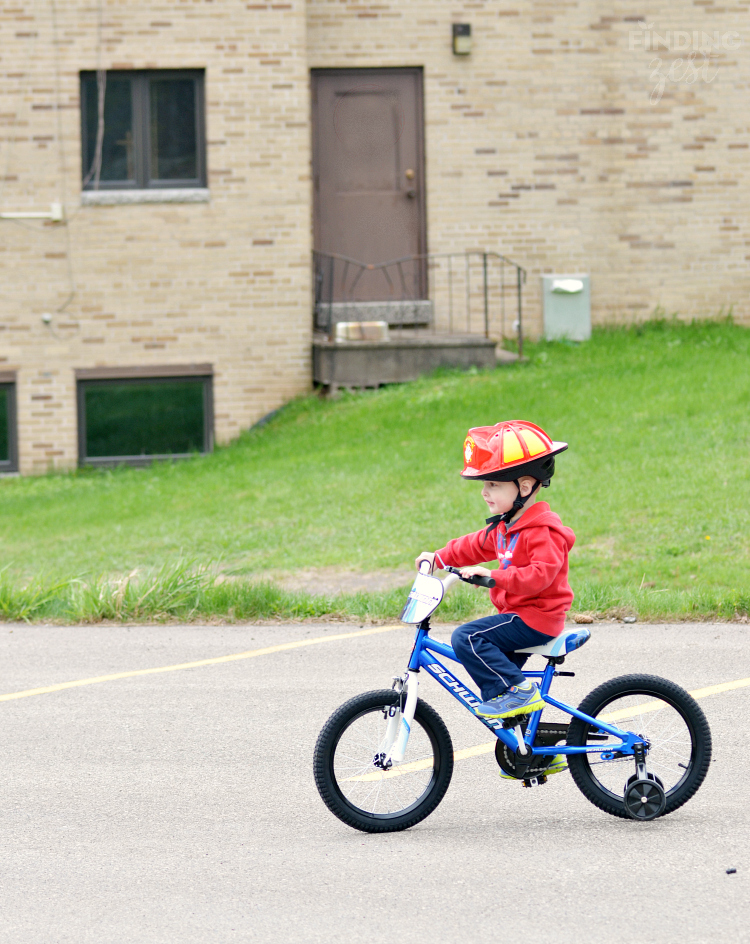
[400,573,445,624]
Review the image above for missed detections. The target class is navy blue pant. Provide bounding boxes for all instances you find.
[451,613,553,701]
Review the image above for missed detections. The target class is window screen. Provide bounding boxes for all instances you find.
[78,377,212,464]
[150,79,197,180]
[0,384,17,471]
[80,70,205,189]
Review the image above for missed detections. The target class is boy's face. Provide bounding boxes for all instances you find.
[481,477,537,516]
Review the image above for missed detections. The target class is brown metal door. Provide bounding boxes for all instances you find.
[312,68,426,302]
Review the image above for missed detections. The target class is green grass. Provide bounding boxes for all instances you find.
[1,316,749,622]
[1,561,749,624]
[0,561,489,624]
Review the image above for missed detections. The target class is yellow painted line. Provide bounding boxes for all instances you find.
[350,757,434,783]
[592,676,750,723]
[600,702,670,723]
[0,625,400,703]
[348,676,750,782]
[347,742,496,783]
[454,742,496,761]
[685,676,750,699]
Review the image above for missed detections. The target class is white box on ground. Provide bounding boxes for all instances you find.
[542,274,591,341]
[334,321,390,342]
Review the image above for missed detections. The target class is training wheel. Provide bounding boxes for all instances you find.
[623,776,666,821]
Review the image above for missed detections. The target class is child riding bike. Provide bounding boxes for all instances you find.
[416,420,574,722]
[315,420,711,829]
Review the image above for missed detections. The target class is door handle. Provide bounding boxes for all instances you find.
[406,189,416,198]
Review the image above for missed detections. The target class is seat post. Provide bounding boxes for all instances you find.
[540,660,557,696]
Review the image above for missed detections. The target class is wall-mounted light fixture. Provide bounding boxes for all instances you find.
[452,24,472,56]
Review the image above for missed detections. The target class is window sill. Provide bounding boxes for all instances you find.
[80,188,210,206]
[81,453,208,468]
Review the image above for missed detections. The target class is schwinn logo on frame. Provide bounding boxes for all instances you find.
[425,662,504,729]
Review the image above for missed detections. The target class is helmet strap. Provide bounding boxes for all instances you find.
[484,479,541,539]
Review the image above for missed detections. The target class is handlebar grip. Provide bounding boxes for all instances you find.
[442,566,495,589]
[469,575,496,589]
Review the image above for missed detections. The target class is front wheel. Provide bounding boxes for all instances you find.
[313,690,454,833]
[567,674,712,820]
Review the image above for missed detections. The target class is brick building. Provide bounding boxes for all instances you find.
[0,1,746,472]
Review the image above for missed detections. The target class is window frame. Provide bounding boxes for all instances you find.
[0,376,18,474]
[75,366,214,467]
[80,69,206,191]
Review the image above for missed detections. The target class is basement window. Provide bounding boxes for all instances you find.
[76,368,213,466]
[0,378,18,473]
[80,70,206,190]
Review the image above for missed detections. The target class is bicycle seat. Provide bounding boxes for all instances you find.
[515,628,591,658]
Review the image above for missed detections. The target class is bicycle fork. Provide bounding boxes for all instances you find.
[381,671,419,766]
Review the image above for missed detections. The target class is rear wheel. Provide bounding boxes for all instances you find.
[567,674,712,820]
[313,690,453,833]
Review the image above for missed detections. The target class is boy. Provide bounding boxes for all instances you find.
[415,420,575,721]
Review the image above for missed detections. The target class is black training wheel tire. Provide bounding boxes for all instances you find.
[624,778,666,820]
[567,674,712,820]
[313,690,454,833]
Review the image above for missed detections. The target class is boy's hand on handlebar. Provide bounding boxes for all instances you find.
[459,566,492,580]
[444,565,496,589]
[415,551,435,572]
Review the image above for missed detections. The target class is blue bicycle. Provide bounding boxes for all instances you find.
[314,565,712,832]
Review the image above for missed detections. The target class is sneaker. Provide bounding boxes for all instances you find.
[499,754,568,781]
[544,754,569,776]
[475,681,544,719]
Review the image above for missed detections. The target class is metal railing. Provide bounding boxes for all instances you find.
[313,249,526,355]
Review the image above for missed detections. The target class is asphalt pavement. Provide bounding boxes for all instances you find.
[0,619,747,944]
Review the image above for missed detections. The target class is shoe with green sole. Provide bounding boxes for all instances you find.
[499,754,569,780]
[475,681,545,719]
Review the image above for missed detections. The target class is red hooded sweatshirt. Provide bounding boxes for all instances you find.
[434,501,575,637]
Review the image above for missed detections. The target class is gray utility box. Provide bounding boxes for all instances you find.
[542,274,591,341]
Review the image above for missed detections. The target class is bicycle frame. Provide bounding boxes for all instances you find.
[385,617,644,765]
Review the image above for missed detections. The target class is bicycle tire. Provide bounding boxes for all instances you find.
[313,689,454,833]
[567,674,712,820]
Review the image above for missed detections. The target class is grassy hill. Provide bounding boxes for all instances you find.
[1,317,749,621]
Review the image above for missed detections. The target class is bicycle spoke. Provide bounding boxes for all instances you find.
[582,693,694,797]
[333,704,436,815]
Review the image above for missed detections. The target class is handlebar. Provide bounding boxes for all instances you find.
[443,565,496,589]
[417,560,496,589]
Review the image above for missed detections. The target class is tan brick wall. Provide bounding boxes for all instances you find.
[0,0,312,472]
[2,1,749,471]
[307,1,750,332]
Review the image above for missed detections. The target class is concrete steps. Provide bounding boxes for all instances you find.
[312,331,518,391]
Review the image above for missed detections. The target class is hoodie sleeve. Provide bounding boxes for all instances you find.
[434,528,498,569]
[491,526,566,596]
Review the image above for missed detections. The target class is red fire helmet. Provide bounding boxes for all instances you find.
[461,420,568,482]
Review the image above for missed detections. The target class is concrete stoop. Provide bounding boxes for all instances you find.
[313,333,515,390]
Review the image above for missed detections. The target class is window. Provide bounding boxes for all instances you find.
[80,70,206,190]
[0,377,17,473]
[76,367,213,466]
